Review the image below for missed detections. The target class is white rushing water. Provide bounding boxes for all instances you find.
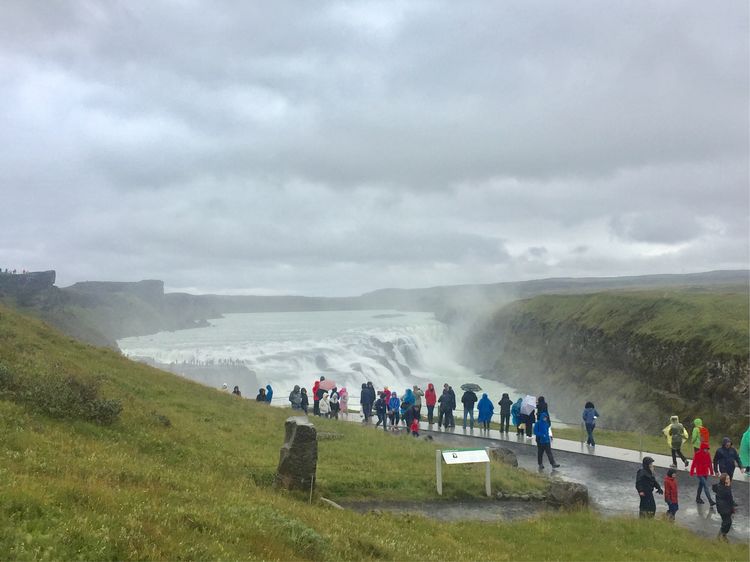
[118,309,519,407]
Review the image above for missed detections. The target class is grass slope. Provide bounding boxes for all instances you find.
[0,303,745,560]
[518,288,748,357]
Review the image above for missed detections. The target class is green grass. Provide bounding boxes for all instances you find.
[0,303,746,560]
[516,288,749,356]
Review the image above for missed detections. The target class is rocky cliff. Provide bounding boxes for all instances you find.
[464,290,750,438]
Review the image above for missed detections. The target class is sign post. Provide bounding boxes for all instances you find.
[436,447,492,497]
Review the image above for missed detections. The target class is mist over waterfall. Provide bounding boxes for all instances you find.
[118,310,518,404]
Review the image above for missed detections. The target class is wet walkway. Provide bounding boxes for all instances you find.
[416,420,689,471]
[419,426,750,543]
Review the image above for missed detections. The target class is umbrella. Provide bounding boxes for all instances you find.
[460,383,482,392]
[319,379,337,391]
[520,395,536,415]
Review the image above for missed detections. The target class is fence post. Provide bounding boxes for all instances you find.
[436,450,443,496]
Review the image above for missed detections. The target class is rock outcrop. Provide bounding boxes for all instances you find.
[488,446,519,467]
[546,480,589,508]
[275,417,318,491]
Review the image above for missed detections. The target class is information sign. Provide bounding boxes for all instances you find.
[442,449,490,465]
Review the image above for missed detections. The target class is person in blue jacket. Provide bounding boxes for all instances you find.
[477,393,494,431]
[511,397,523,436]
[265,384,273,404]
[534,412,560,469]
[401,388,416,428]
[388,392,401,430]
[582,401,599,446]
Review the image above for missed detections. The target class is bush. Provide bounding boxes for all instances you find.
[0,364,122,425]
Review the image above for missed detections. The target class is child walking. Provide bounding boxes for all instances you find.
[663,468,679,521]
[410,417,420,437]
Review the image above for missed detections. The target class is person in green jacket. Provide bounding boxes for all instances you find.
[740,426,750,475]
[691,418,709,452]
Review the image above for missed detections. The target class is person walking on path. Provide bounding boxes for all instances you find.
[663,468,679,521]
[461,388,478,429]
[300,388,309,414]
[691,418,710,452]
[338,387,349,419]
[265,384,273,404]
[498,393,513,433]
[582,402,599,446]
[288,385,302,410]
[713,437,743,481]
[374,392,388,431]
[635,456,663,518]
[388,392,401,429]
[477,393,494,431]
[410,417,420,437]
[425,383,437,424]
[255,388,265,401]
[413,385,424,419]
[712,473,735,541]
[740,426,750,475]
[511,397,523,436]
[662,415,690,468]
[689,442,715,505]
[533,412,560,470]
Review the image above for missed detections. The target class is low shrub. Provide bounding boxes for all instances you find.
[0,364,122,425]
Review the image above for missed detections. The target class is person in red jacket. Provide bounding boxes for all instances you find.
[663,468,679,521]
[425,383,437,424]
[689,442,715,505]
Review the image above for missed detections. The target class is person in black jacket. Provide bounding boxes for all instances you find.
[635,456,663,518]
[374,392,388,431]
[713,437,744,481]
[461,389,478,429]
[537,396,549,417]
[712,473,735,541]
[498,393,513,433]
[447,386,457,428]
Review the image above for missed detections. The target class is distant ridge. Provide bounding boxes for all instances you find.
[1,269,747,348]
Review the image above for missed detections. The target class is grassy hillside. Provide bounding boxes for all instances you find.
[465,288,749,437]
[0,303,746,560]
[517,289,748,357]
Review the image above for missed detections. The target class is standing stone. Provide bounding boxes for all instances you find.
[275,417,318,490]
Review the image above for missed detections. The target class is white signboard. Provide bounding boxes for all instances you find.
[436,448,492,497]
[442,449,490,465]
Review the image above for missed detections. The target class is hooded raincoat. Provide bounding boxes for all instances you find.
[510,398,523,427]
[477,394,494,423]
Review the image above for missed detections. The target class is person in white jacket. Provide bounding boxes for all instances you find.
[319,392,331,418]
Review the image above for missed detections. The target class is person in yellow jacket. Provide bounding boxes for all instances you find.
[691,418,709,452]
[663,415,689,468]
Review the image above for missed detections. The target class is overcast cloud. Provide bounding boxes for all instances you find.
[1,0,747,295]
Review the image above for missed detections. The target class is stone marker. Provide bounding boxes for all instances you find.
[487,446,519,467]
[546,480,589,508]
[275,417,318,491]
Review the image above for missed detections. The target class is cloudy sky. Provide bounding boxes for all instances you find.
[1,1,748,296]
